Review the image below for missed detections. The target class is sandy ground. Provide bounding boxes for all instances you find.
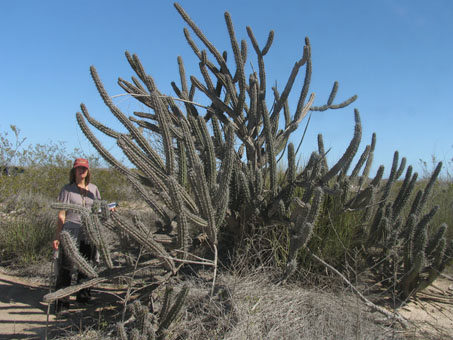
[399,276,453,339]
[0,272,57,339]
[0,269,452,339]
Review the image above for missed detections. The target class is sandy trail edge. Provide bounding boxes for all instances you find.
[0,272,57,339]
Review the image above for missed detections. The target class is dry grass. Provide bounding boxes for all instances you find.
[171,270,407,340]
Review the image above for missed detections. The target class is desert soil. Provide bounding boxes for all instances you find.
[0,267,452,339]
[0,271,56,339]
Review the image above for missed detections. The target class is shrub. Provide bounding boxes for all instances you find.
[0,192,55,265]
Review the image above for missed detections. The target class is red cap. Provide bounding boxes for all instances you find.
[73,158,89,169]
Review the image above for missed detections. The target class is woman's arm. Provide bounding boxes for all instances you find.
[53,210,66,250]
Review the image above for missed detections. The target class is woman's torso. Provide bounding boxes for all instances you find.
[58,183,101,226]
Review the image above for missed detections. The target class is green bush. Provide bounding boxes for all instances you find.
[0,193,55,265]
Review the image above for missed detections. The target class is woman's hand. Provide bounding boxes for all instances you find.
[53,239,60,250]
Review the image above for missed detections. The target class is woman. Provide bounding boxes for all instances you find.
[53,158,101,309]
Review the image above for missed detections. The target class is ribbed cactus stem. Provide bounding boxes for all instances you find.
[177,55,188,95]
[167,176,189,256]
[395,157,406,180]
[321,109,361,184]
[350,145,370,179]
[238,170,251,203]
[416,162,442,216]
[197,115,217,188]
[189,161,217,245]
[224,12,246,116]
[60,230,98,278]
[99,200,111,221]
[51,202,90,216]
[180,118,200,169]
[367,206,384,246]
[215,125,234,204]
[90,213,114,269]
[126,174,170,224]
[344,185,375,211]
[370,165,384,187]
[426,223,447,257]
[111,213,175,272]
[76,112,141,181]
[159,286,173,323]
[283,143,296,208]
[188,114,204,147]
[401,252,424,298]
[379,151,399,207]
[359,133,376,186]
[211,115,224,151]
[177,140,188,188]
[431,237,447,268]
[286,187,323,278]
[261,94,277,197]
[157,286,189,336]
[392,167,417,220]
[306,187,323,225]
[90,65,161,162]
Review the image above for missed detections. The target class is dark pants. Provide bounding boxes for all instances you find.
[55,240,94,300]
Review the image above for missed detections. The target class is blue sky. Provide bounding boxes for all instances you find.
[1,1,452,177]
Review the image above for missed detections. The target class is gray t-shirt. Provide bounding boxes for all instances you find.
[58,183,101,240]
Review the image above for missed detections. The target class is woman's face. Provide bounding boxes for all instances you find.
[75,166,88,183]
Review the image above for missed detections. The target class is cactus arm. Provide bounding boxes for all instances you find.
[60,231,98,278]
[157,286,189,338]
[126,175,171,225]
[167,176,189,255]
[174,3,230,77]
[189,164,217,245]
[350,145,370,179]
[369,165,385,188]
[76,112,142,181]
[197,115,217,189]
[392,168,418,221]
[359,133,376,187]
[269,43,309,120]
[111,213,176,272]
[89,213,114,269]
[80,104,122,139]
[321,109,362,184]
[261,94,277,197]
[416,162,442,216]
[211,115,224,152]
[150,91,175,176]
[246,26,274,96]
[224,12,246,117]
[159,286,173,323]
[177,140,188,188]
[90,66,162,164]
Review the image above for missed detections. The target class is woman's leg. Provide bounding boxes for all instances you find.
[55,246,71,311]
[55,246,71,289]
[76,240,93,302]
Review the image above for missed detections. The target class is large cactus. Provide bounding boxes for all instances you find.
[73,1,359,280]
[322,148,452,300]
[45,2,450,315]
[362,161,452,299]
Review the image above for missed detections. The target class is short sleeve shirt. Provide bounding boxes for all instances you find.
[58,183,101,225]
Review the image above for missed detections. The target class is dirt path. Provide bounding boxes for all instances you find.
[0,272,57,339]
